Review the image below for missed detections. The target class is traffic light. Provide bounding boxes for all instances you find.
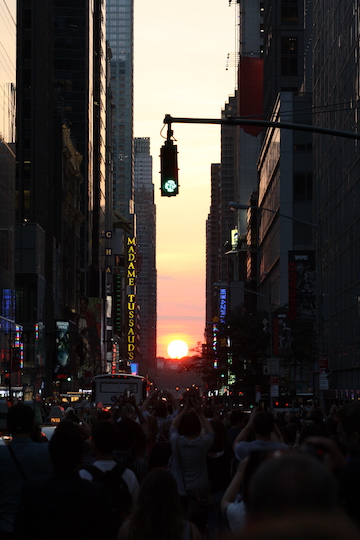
[160,141,179,196]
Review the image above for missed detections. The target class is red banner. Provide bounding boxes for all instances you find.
[238,57,264,137]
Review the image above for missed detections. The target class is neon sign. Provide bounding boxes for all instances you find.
[219,288,227,323]
[127,237,136,361]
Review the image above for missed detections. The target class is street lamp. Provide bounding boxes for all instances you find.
[229,202,319,230]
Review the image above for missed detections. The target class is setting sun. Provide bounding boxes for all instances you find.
[167,340,189,359]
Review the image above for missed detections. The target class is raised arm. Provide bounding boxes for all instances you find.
[193,399,214,434]
[221,457,249,515]
[140,389,159,414]
[171,399,190,429]
[233,408,257,451]
[163,390,180,412]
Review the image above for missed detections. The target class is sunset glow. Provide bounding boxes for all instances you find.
[134,1,235,359]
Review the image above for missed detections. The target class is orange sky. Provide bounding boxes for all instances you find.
[134,1,236,358]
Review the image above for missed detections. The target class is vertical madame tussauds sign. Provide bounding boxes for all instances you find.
[127,237,136,361]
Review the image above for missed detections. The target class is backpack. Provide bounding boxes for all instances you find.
[83,463,132,537]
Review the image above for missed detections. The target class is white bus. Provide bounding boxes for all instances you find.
[91,373,150,407]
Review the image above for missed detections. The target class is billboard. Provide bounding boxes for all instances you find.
[288,251,316,320]
[55,321,70,368]
[75,297,102,384]
[273,314,292,356]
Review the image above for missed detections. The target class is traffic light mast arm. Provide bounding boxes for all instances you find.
[163,114,360,141]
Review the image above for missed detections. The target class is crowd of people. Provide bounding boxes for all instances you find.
[1,390,360,539]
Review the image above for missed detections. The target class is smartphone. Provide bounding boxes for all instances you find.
[258,399,268,411]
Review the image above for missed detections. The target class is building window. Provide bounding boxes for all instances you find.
[281,37,298,76]
[23,190,31,210]
[293,172,312,200]
[281,0,298,24]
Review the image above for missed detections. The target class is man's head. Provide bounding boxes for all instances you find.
[229,512,360,540]
[247,451,338,521]
[91,420,117,455]
[153,399,167,418]
[178,411,201,437]
[336,401,360,456]
[253,411,275,438]
[7,404,35,436]
[49,423,84,473]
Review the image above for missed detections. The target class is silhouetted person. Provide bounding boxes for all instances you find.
[80,419,139,535]
[118,467,202,540]
[233,409,287,462]
[0,404,52,537]
[247,451,338,522]
[169,397,214,537]
[336,401,360,527]
[226,409,247,448]
[14,422,113,540]
[226,512,360,540]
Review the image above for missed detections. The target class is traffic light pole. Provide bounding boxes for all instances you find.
[163,112,360,407]
[164,114,360,141]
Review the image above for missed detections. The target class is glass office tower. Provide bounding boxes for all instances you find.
[106,0,134,221]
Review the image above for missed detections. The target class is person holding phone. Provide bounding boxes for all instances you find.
[169,395,214,537]
[233,408,288,463]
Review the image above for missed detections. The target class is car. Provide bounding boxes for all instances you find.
[45,405,65,423]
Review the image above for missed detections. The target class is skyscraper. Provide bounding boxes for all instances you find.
[106,1,137,370]
[312,1,360,397]
[205,163,221,374]
[15,0,107,394]
[207,0,314,402]
[106,0,134,220]
[0,0,17,390]
[134,138,156,376]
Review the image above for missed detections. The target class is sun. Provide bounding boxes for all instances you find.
[167,340,189,359]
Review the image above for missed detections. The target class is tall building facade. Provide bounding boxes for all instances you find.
[106,0,134,220]
[134,138,156,376]
[54,0,108,300]
[256,92,315,395]
[205,163,222,386]
[210,0,360,405]
[206,163,221,332]
[312,1,360,399]
[263,0,306,118]
[15,0,108,395]
[207,0,315,403]
[235,0,264,235]
[219,95,239,288]
[257,92,314,307]
[0,0,17,391]
[106,1,138,370]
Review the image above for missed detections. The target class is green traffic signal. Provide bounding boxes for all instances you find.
[160,142,179,196]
